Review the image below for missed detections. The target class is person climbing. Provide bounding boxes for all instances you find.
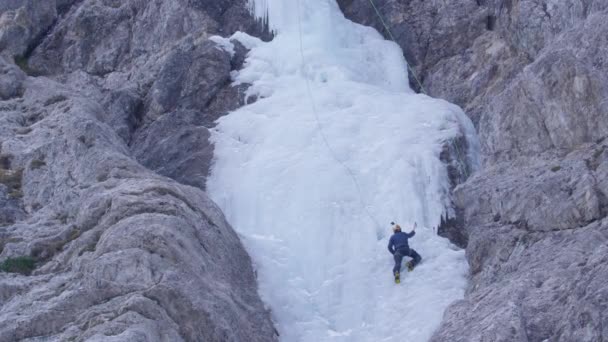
[388,221,422,283]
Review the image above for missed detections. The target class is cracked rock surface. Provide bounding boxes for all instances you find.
[0,0,277,341]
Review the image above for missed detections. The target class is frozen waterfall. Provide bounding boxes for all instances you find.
[207,0,478,340]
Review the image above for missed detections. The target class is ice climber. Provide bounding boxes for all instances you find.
[388,222,422,283]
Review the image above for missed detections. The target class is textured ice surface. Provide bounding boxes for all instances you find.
[208,1,477,341]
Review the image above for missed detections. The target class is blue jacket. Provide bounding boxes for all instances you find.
[388,231,415,254]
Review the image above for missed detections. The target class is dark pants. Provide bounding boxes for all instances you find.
[393,247,422,274]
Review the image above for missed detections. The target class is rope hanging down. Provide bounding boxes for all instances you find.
[365,0,427,94]
[367,0,471,179]
[295,0,385,238]
[293,0,470,237]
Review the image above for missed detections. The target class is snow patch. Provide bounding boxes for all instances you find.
[209,36,235,57]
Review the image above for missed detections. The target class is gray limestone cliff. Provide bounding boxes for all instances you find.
[4,0,608,340]
[339,0,608,341]
[0,0,277,341]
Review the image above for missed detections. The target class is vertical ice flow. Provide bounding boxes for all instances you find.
[208,0,479,341]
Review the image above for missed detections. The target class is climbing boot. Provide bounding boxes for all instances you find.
[407,261,415,272]
[394,271,400,284]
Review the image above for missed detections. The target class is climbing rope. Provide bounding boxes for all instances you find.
[295,0,386,238]
[366,0,471,180]
[293,0,471,238]
[365,0,428,94]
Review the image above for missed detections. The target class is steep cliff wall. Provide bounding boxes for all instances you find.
[339,1,608,340]
[0,1,277,341]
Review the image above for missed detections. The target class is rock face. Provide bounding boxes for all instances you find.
[438,145,608,342]
[0,0,277,341]
[339,0,608,341]
[0,0,58,58]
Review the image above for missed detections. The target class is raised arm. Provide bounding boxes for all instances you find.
[406,222,417,238]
